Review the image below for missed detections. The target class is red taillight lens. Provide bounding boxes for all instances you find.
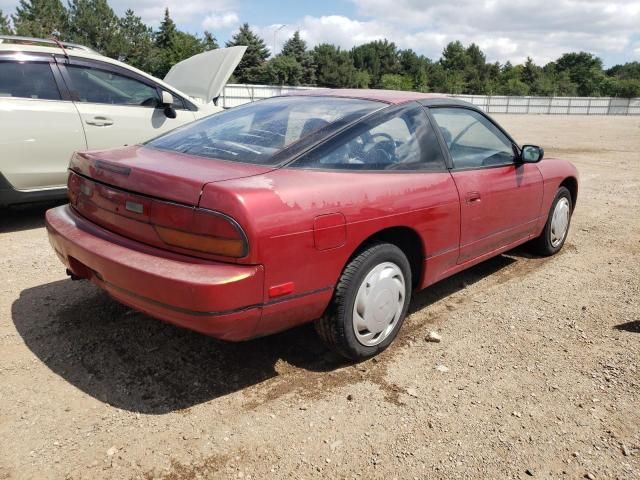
[150,203,248,258]
[68,172,248,259]
[68,171,93,205]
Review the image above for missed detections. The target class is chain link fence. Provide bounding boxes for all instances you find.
[220,84,640,115]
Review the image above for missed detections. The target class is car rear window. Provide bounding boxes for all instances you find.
[146,96,385,165]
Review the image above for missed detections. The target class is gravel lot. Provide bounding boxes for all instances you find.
[1,115,638,480]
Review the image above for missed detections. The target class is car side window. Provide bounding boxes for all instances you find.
[294,104,446,171]
[431,108,515,168]
[66,65,161,107]
[0,61,61,101]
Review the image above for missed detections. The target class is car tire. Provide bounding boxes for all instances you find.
[315,242,412,361]
[529,186,573,256]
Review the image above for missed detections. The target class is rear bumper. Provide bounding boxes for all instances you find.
[45,205,264,340]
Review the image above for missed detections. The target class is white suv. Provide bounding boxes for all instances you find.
[0,36,245,207]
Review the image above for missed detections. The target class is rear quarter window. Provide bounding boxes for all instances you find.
[292,103,446,171]
[0,61,61,100]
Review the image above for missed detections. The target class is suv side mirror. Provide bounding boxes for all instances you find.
[521,145,544,163]
[160,91,177,119]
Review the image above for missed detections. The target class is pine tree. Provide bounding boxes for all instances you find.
[521,57,541,92]
[114,9,154,71]
[281,31,306,63]
[440,41,469,72]
[312,43,357,88]
[155,8,176,50]
[0,9,12,34]
[281,31,315,85]
[151,9,209,78]
[225,23,269,83]
[68,0,119,55]
[12,0,68,38]
[351,40,399,87]
[201,31,219,51]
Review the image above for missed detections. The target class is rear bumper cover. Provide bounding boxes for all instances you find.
[46,205,264,340]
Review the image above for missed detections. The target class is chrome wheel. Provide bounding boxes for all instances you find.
[550,197,570,247]
[352,262,406,347]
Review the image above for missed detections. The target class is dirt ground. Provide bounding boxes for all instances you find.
[1,115,639,480]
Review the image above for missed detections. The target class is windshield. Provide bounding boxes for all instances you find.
[146,96,385,165]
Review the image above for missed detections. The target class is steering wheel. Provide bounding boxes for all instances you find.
[369,132,396,158]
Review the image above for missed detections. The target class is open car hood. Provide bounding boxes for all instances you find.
[163,46,246,105]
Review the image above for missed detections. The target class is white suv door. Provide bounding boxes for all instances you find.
[58,58,197,150]
[0,56,86,192]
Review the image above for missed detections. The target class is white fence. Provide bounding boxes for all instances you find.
[220,84,324,108]
[220,84,640,115]
[452,94,640,115]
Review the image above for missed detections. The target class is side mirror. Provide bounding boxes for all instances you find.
[520,145,544,163]
[160,91,177,119]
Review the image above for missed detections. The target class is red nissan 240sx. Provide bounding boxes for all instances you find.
[46,90,578,360]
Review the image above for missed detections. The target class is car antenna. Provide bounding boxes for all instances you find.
[49,32,69,59]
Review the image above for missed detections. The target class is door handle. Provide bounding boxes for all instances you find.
[465,191,481,203]
[86,116,114,127]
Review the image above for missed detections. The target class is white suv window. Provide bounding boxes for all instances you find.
[0,62,61,100]
[66,66,160,107]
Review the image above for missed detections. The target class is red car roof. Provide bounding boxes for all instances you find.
[284,88,447,105]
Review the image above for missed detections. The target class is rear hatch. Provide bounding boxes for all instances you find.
[70,145,271,205]
[68,145,271,260]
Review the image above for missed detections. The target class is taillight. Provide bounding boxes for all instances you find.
[68,171,248,259]
[68,171,93,205]
[150,204,248,258]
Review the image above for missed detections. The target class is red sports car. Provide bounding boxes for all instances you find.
[46,90,578,360]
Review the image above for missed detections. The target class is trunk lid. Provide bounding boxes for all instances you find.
[163,46,246,104]
[70,145,273,206]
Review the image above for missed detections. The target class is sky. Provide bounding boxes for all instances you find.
[1,0,639,67]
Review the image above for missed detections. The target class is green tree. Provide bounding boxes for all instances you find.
[12,0,68,38]
[398,49,430,92]
[555,52,605,96]
[281,30,306,62]
[312,43,358,88]
[351,70,371,88]
[155,8,176,50]
[226,23,269,83]
[258,56,303,85]
[380,73,414,91]
[281,30,315,85]
[201,31,219,51]
[113,9,154,71]
[606,62,640,80]
[426,62,448,93]
[151,9,207,78]
[439,41,472,93]
[68,0,119,55]
[464,43,491,93]
[0,9,12,34]
[351,40,399,87]
[500,77,530,95]
[521,57,540,87]
[440,41,469,72]
[605,78,640,98]
[553,69,578,96]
